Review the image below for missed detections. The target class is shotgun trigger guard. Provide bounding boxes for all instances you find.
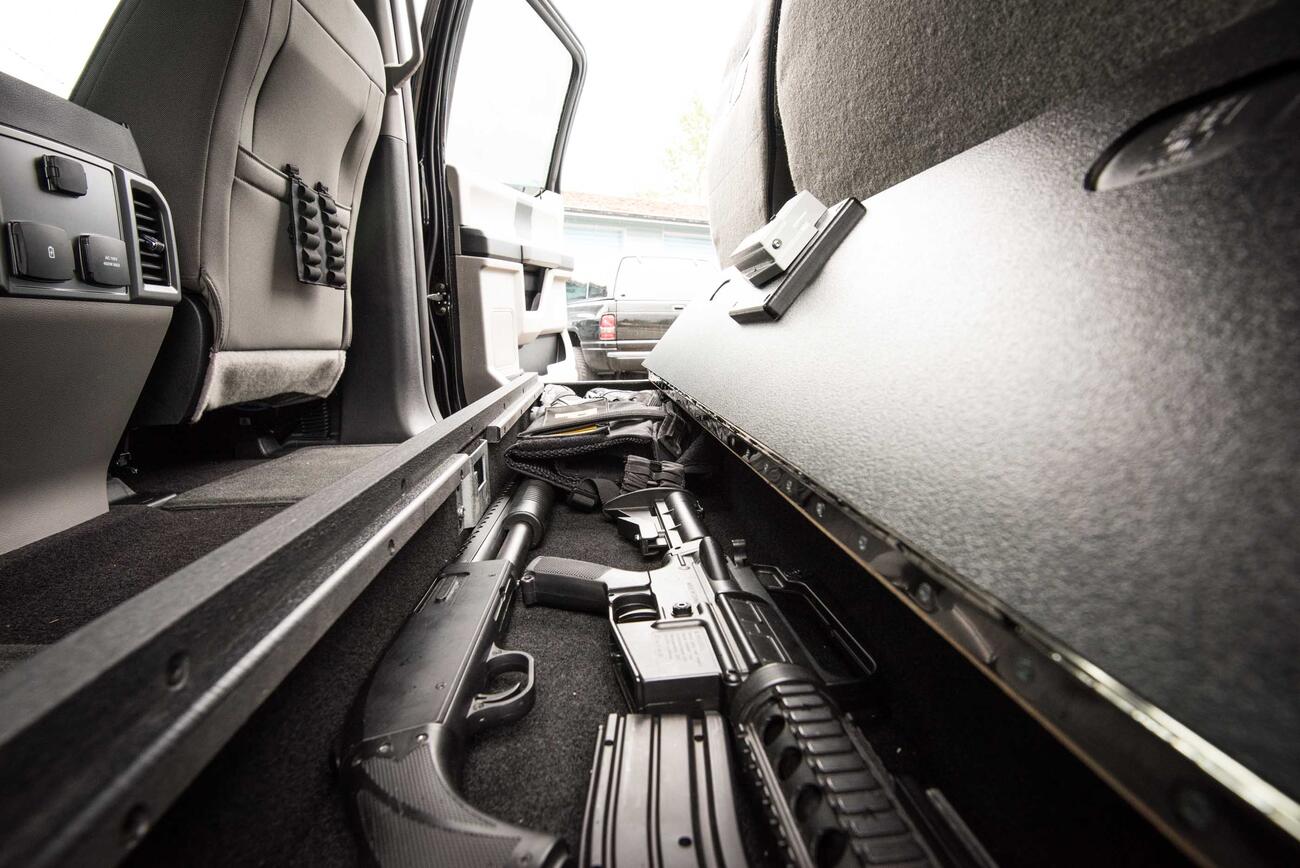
[466,645,535,731]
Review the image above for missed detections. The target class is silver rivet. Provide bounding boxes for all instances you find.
[771,239,782,249]
[814,502,825,517]
[916,583,934,607]
[857,536,869,552]
[122,805,150,848]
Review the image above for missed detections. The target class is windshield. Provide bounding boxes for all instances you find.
[613,257,717,301]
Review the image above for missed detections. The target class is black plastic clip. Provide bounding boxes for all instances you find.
[728,197,864,323]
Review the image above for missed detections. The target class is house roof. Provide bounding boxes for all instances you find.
[564,191,709,225]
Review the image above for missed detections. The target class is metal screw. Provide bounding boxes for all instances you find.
[814,502,825,518]
[415,733,428,743]
[915,583,934,607]
[771,239,782,249]
[857,536,869,552]
[165,652,189,690]
[122,805,150,848]
[377,743,392,756]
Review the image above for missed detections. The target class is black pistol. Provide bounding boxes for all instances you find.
[341,480,568,868]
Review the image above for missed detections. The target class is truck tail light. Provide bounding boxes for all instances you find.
[598,313,617,341]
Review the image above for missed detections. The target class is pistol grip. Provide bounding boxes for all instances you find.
[521,556,612,612]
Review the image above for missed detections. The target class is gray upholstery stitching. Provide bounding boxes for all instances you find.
[295,0,385,87]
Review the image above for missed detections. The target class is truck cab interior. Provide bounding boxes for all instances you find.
[0,1,1296,867]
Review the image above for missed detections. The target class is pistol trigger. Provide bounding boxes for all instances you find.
[465,646,537,732]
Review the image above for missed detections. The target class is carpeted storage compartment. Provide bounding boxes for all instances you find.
[117,386,1186,867]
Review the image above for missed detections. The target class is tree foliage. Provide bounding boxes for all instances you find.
[664,96,710,198]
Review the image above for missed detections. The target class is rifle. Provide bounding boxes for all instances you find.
[521,487,937,868]
[340,479,568,868]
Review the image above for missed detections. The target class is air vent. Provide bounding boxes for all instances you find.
[132,188,169,285]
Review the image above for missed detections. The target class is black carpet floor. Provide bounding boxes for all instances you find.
[461,504,651,849]
[73,451,1185,866]
[125,496,762,867]
[0,504,280,645]
[166,446,394,508]
[127,457,269,497]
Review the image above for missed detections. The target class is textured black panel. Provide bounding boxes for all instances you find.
[0,72,144,174]
[651,9,1300,798]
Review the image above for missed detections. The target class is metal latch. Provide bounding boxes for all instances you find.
[457,439,490,529]
[728,191,865,323]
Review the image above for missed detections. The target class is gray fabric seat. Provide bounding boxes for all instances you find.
[75,0,385,417]
[707,0,1272,261]
[704,0,784,267]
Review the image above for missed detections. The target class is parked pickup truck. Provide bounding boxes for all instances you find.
[567,256,719,378]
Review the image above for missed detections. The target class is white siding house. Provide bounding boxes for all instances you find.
[563,193,714,297]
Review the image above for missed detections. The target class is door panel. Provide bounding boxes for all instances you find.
[439,0,584,400]
[449,166,574,398]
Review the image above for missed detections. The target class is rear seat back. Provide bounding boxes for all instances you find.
[772,0,1273,208]
[704,0,789,267]
[75,0,385,418]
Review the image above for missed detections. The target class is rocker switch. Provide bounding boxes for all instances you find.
[7,221,74,282]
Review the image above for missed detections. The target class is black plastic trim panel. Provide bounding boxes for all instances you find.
[0,72,145,174]
[0,375,544,868]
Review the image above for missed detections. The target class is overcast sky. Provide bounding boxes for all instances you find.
[554,0,753,200]
[1,0,753,203]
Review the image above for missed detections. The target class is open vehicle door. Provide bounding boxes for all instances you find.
[418,0,585,411]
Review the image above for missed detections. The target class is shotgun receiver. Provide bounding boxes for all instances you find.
[521,488,937,868]
[341,480,568,868]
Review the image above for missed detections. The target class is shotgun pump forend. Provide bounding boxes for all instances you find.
[521,487,938,868]
[340,479,568,868]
